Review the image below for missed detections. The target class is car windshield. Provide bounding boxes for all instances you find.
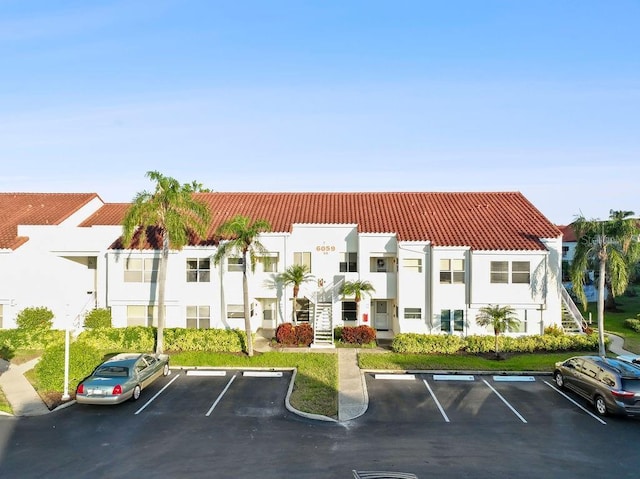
[95,366,129,377]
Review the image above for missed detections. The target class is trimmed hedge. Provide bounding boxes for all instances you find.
[83,308,112,329]
[0,329,64,354]
[16,307,54,332]
[392,332,602,354]
[34,341,103,393]
[77,327,156,352]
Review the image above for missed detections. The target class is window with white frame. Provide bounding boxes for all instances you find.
[227,304,244,319]
[342,301,357,321]
[186,305,210,329]
[512,261,531,284]
[441,309,464,333]
[126,305,163,327]
[370,256,392,272]
[404,307,422,319]
[293,252,312,272]
[186,258,210,282]
[440,259,465,284]
[490,261,509,284]
[227,257,243,272]
[124,258,158,283]
[339,252,358,272]
[256,253,279,273]
[402,258,422,273]
[507,310,527,333]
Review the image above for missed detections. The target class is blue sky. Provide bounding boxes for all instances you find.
[0,0,637,224]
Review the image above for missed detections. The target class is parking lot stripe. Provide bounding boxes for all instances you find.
[187,370,226,377]
[423,380,450,423]
[543,380,607,425]
[482,379,527,423]
[134,373,181,415]
[243,371,283,377]
[433,375,474,381]
[205,374,237,417]
[374,374,416,380]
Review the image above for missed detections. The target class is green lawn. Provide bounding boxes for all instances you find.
[582,286,640,353]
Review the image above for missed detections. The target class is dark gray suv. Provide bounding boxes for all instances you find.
[554,355,640,417]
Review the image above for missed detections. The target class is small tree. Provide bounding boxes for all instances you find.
[280,264,315,324]
[475,305,520,359]
[16,307,54,333]
[340,280,376,323]
[83,308,112,329]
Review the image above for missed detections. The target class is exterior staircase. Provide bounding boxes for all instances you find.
[560,286,589,333]
[311,302,335,348]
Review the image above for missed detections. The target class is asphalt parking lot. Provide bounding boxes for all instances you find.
[1,369,640,479]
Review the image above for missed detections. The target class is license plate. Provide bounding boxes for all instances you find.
[90,389,105,395]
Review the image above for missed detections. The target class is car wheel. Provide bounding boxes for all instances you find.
[163,363,170,376]
[131,384,141,402]
[594,395,608,416]
[554,371,564,388]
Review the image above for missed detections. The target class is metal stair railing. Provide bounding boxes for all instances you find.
[560,286,589,333]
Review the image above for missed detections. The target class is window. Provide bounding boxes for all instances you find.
[227,257,243,272]
[293,252,312,272]
[342,301,357,321]
[126,305,163,327]
[440,259,465,284]
[441,309,464,333]
[257,253,279,273]
[402,258,422,273]
[512,262,530,284]
[227,304,244,319]
[490,261,509,284]
[370,257,391,272]
[187,305,210,329]
[562,246,569,258]
[404,308,422,319]
[340,252,358,272]
[124,258,158,283]
[507,310,526,333]
[186,258,210,282]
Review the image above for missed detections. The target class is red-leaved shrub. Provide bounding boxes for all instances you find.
[341,325,376,345]
[295,322,314,346]
[276,323,296,345]
[276,322,314,346]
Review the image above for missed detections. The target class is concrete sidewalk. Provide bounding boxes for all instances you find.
[0,357,50,417]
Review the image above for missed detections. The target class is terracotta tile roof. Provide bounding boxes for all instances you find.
[557,224,578,242]
[79,203,130,226]
[111,192,559,251]
[0,193,99,250]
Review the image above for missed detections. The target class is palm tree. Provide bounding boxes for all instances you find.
[213,215,271,357]
[340,280,376,323]
[570,210,640,357]
[122,171,211,354]
[280,264,315,324]
[475,304,520,359]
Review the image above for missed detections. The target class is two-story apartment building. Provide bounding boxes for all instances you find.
[0,191,564,339]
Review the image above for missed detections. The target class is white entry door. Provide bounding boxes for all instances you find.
[374,300,389,330]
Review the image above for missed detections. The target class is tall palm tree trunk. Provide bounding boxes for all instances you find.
[242,251,254,357]
[597,259,607,357]
[156,239,169,354]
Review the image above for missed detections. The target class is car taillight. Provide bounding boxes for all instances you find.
[612,390,635,399]
[77,384,84,394]
[112,385,122,395]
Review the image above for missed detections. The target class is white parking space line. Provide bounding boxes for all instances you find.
[433,375,474,381]
[134,374,181,415]
[187,370,226,377]
[374,374,416,380]
[423,380,450,423]
[205,374,237,417]
[543,380,607,425]
[482,379,528,423]
[493,376,535,382]
[243,371,283,377]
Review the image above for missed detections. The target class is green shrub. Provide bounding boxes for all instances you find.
[340,326,376,345]
[163,328,245,352]
[34,341,103,394]
[624,318,640,333]
[16,307,54,332]
[77,327,155,352]
[544,324,565,336]
[83,308,112,329]
[391,333,465,354]
[0,328,64,351]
